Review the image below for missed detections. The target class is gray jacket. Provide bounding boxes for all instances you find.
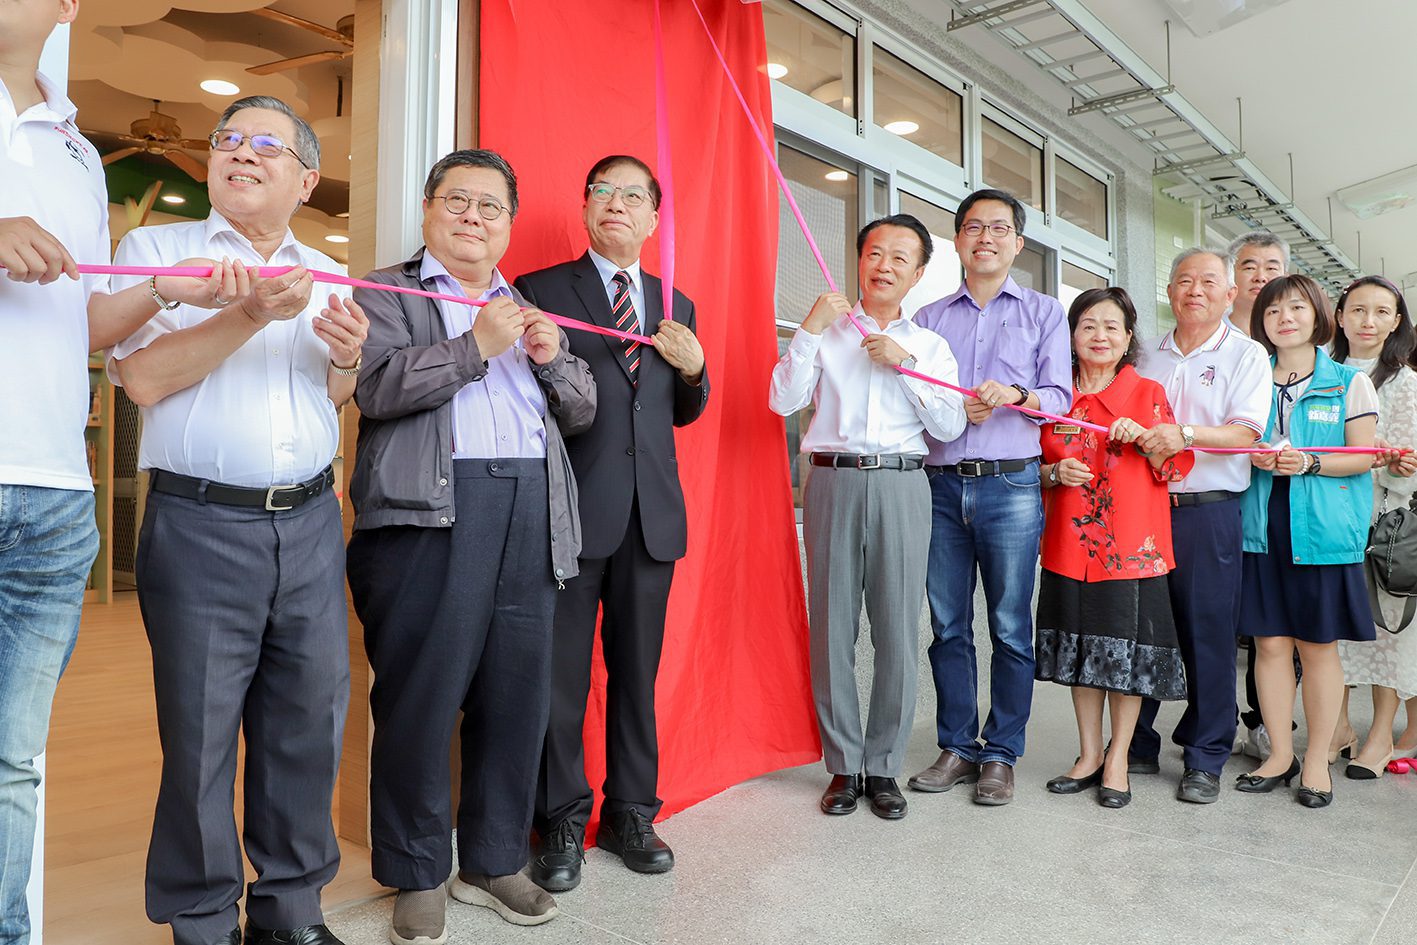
[349,248,597,583]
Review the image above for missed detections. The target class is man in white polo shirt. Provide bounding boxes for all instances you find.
[0,5,232,942]
[1132,247,1271,804]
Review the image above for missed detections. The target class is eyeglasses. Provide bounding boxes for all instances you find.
[586,182,654,208]
[429,192,511,221]
[959,221,1015,238]
[208,129,310,169]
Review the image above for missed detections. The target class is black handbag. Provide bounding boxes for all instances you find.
[1365,487,1417,633]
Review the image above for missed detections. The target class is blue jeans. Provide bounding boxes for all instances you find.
[0,486,97,945]
[925,464,1043,766]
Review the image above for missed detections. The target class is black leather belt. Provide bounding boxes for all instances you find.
[1169,489,1240,507]
[927,457,1039,478]
[150,466,336,511]
[810,452,925,471]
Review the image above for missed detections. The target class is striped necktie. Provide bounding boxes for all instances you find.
[611,270,641,383]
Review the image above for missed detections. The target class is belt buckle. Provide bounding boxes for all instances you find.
[265,485,299,511]
[856,454,882,470]
[958,460,985,477]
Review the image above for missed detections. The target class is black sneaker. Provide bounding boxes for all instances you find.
[530,819,585,892]
[595,809,674,874]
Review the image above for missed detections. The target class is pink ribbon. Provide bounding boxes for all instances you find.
[685,0,1403,458]
[651,0,676,322]
[75,263,657,346]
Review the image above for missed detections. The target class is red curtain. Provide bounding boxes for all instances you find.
[479,0,821,833]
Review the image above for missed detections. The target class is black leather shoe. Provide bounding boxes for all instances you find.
[595,809,675,874]
[1176,768,1220,804]
[1297,783,1334,808]
[244,922,345,945]
[1097,786,1132,809]
[1046,765,1103,794]
[530,818,584,892]
[214,931,241,945]
[1235,757,1300,794]
[819,773,863,815]
[863,776,907,820]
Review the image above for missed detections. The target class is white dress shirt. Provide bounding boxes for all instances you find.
[0,72,111,490]
[1138,321,1272,494]
[587,248,644,331]
[421,254,546,459]
[108,213,348,488]
[770,305,967,455]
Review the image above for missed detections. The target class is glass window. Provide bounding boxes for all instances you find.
[1057,158,1108,239]
[762,0,856,118]
[982,116,1043,210]
[1011,243,1049,293]
[1060,261,1108,313]
[872,47,963,167]
[898,191,960,315]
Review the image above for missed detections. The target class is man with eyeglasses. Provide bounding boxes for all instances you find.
[513,154,707,893]
[107,95,368,945]
[346,149,596,944]
[907,188,1072,807]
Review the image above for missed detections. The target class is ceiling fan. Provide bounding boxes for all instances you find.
[247,9,355,76]
[84,102,210,181]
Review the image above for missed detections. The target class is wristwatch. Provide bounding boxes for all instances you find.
[330,354,363,376]
[1305,452,1323,476]
[1180,425,1196,449]
[901,355,918,372]
[1047,465,1060,486]
[148,276,180,312]
[1011,384,1030,406]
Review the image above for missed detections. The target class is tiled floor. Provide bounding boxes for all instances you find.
[325,589,1417,945]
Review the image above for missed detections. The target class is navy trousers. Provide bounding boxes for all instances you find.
[1133,497,1243,776]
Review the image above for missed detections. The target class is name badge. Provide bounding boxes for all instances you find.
[1307,405,1341,424]
[1053,424,1082,435]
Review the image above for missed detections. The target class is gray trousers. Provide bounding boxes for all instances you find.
[137,487,349,945]
[803,465,930,778]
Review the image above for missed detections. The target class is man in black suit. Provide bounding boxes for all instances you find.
[515,154,708,892]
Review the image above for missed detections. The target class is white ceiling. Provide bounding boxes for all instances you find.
[1053,0,1417,288]
[68,0,355,263]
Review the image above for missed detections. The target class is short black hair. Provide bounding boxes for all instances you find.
[584,154,662,209]
[424,149,519,217]
[856,214,933,268]
[1250,274,1336,354]
[955,188,1026,237]
[1067,286,1141,368]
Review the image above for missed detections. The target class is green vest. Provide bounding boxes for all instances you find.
[1240,348,1372,565]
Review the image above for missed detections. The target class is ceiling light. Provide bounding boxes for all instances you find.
[1336,163,1417,220]
[883,120,920,136]
[824,170,849,182]
[766,62,789,80]
[325,234,350,244]
[160,194,186,205]
[335,211,350,219]
[200,79,241,96]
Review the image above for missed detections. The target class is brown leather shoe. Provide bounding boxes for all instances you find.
[907,750,980,793]
[974,761,1015,806]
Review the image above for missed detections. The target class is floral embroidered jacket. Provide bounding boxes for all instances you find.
[1041,364,1194,582]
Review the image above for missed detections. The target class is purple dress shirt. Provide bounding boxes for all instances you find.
[912,276,1072,465]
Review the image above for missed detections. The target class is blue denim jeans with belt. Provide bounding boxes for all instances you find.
[924,463,1043,766]
[0,485,97,945]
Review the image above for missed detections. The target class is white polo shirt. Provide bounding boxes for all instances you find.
[108,213,349,488]
[1138,320,1272,494]
[0,72,111,491]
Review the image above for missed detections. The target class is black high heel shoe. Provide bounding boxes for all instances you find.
[1296,783,1333,808]
[1234,757,1300,793]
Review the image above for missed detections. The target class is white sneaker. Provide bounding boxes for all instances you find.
[1237,724,1272,760]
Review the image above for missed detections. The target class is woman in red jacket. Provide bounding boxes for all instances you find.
[1037,287,1193,808]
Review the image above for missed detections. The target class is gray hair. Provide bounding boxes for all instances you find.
[1169,246,1232,286]
[424,149,519,217]
[215,95,320,171]
[1226,231,1290,277]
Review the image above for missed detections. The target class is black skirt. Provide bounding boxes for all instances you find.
[1240,477,1375,644]
[1035,570,1187,700]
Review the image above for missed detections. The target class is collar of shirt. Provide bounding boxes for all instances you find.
[1156,320,1230,359]
[0,70,77,131]
[587,247,642,296]
[202,211,302,262]
[847,302,921,336]
[938,274,1023,313]
[1086,362,1144,417]
[418,251,512,303]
